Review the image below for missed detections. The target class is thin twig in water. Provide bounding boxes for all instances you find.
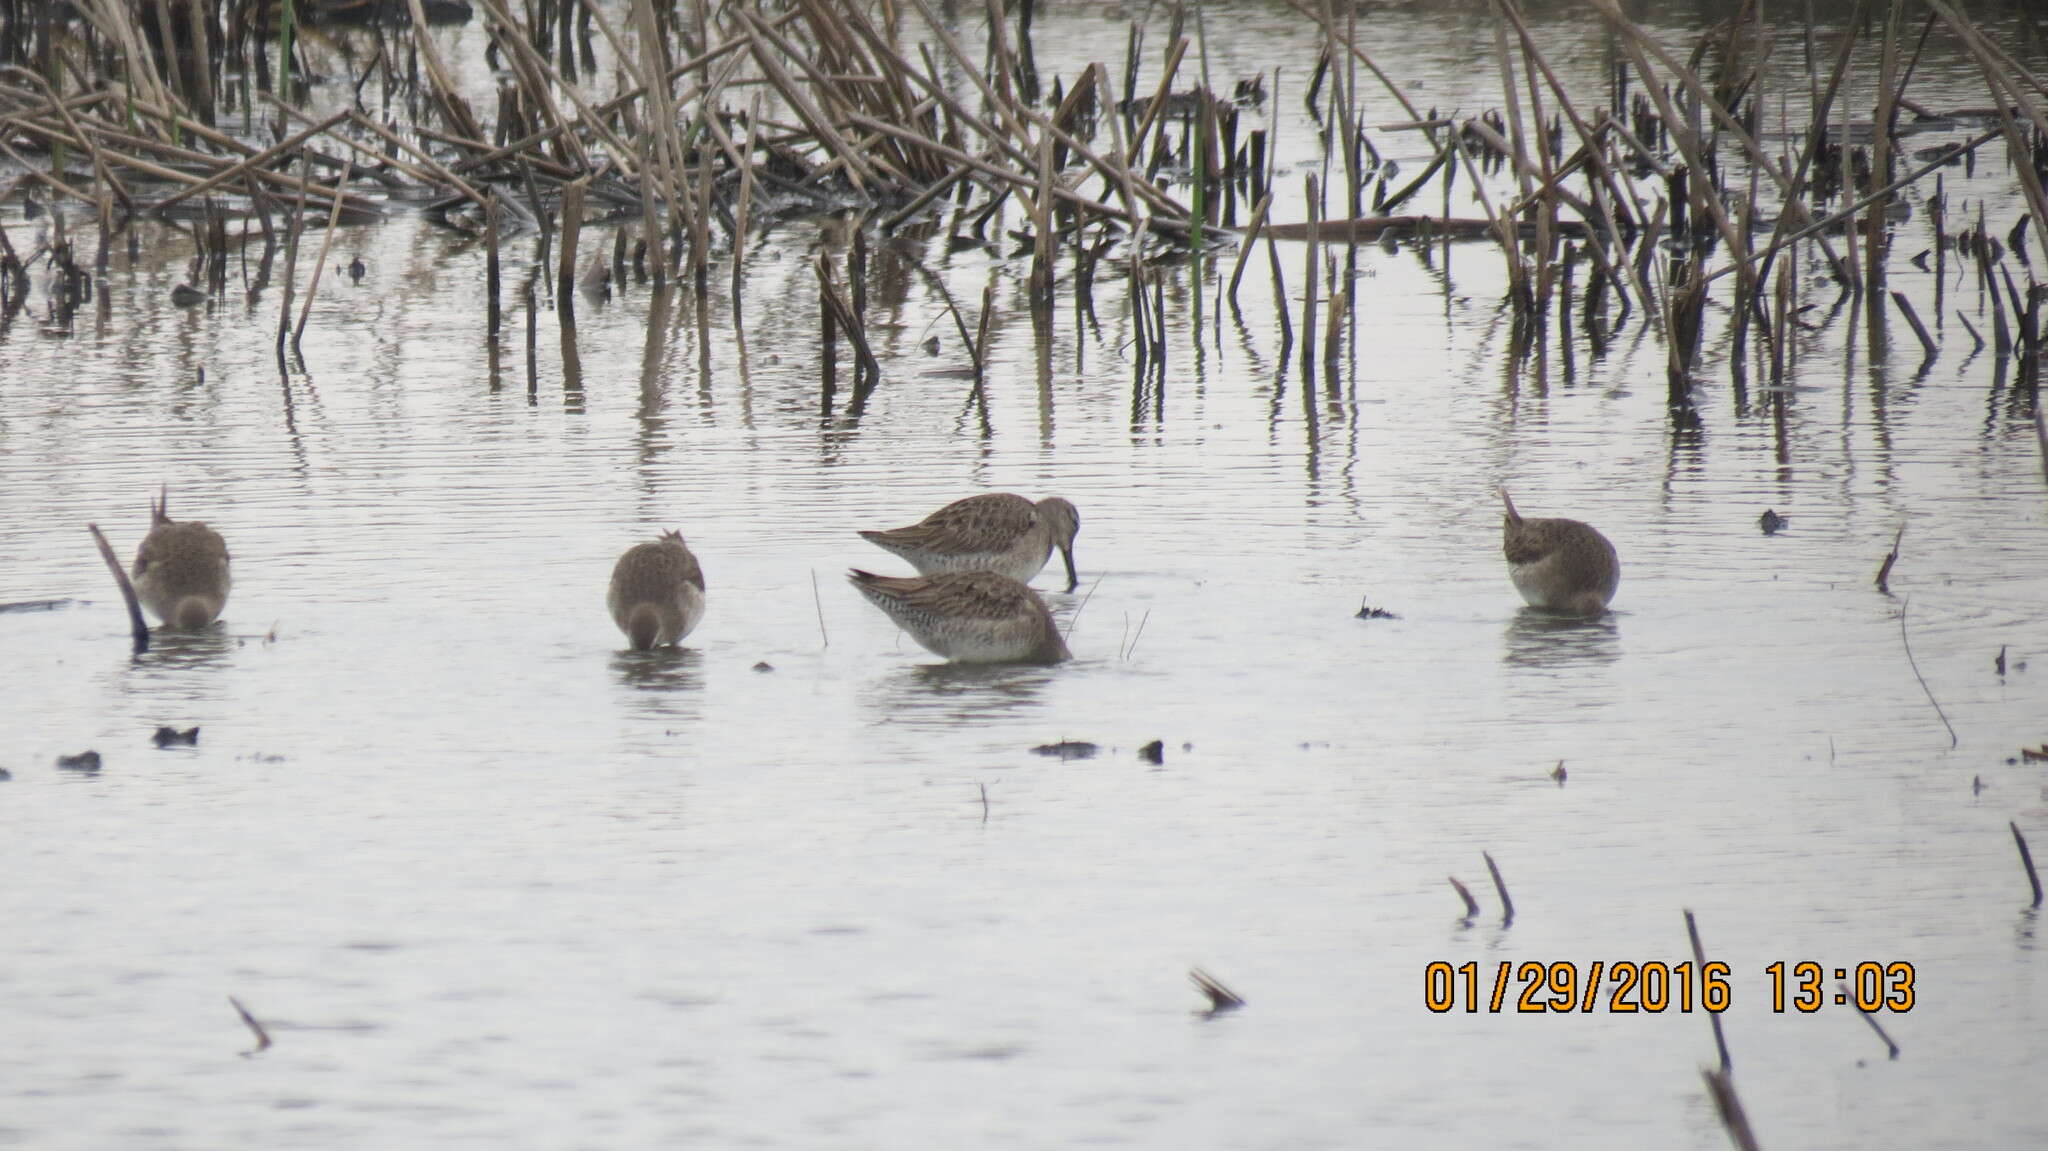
[86,524,148,654]
[1448,875,1479,918]
[2013,822,2044,908]
[1483,851,1514,925]
[1063,575,1103,641]
[228,996,272,1056]
[1898,596,1958,749]
[1839,982,1901,1060]
[1121,610,1150,660]
[810,569,828,648]
[1700,1068,1763,1151]
[1189,967,1245,1013]
[979,782,989,823]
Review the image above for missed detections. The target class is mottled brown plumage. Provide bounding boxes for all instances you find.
[859,493,1080,591]
[607,530,706,650]
[848,569,1071,664]
[1499,487,1619,616]
[131,488,231,630]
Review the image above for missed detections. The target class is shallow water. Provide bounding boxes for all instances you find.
[4,1,2048,1147]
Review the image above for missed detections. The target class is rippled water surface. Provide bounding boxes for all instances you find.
[4,1,2048,1147]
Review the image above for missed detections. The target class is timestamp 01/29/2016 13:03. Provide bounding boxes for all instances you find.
[1422,960,1918,1015]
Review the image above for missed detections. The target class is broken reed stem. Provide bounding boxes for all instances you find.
[1229,191,1273,307]
[275,158,312,366]
[1482,850,1514,925]
[1301,173,1320,384]
[228,995,272,1055]
[1700,1068,1762,1151]
[974,280,996,387]
[1875,524,1904,593]
[292,159,356,353]
[1448,875,1479,917]
[1685,909,1732,1072]
[1897,595,1958,750]
[85,524,148,654]
[2014,822,2044,908]
[1188,967,1246,1012]
[557,177,586,328]
[1890,291,1937,361]
[486,195,502,336]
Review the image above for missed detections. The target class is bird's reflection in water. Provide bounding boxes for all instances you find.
[135,626,237,671]
[1503,608,1621,669]
[611,646,705,699]
[113,625,235,705]
[862,661,1056,729]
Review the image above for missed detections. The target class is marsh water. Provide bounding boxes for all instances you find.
[5,1,2048,1146]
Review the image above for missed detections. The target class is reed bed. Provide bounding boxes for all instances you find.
[0,0,2042,412]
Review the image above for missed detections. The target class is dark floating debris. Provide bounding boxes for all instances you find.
[1759,509,1787,535]
[170,284,207,307]
[1996,645,2008,677]
[2020,745,2048,763]
[1550,760,1567,786]
[1188,967,1245,1015]
[752,661,775,672]
[1138,740,1165,765]
[1973,775,1984,794]
[0,767,12,781]
[348,256,367,283]
[56,750,102,772]
[1354,599,1399,620]
[153,726,200,748]
[1032,740,1098,761]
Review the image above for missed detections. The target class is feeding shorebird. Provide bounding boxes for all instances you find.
[131,488,232,630]
[1499,487,1619,616]
[847,569,1071,664]
[858,493,1080,591]
[607,530,706,650]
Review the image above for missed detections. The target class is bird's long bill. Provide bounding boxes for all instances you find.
[1060,544,1077,592]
